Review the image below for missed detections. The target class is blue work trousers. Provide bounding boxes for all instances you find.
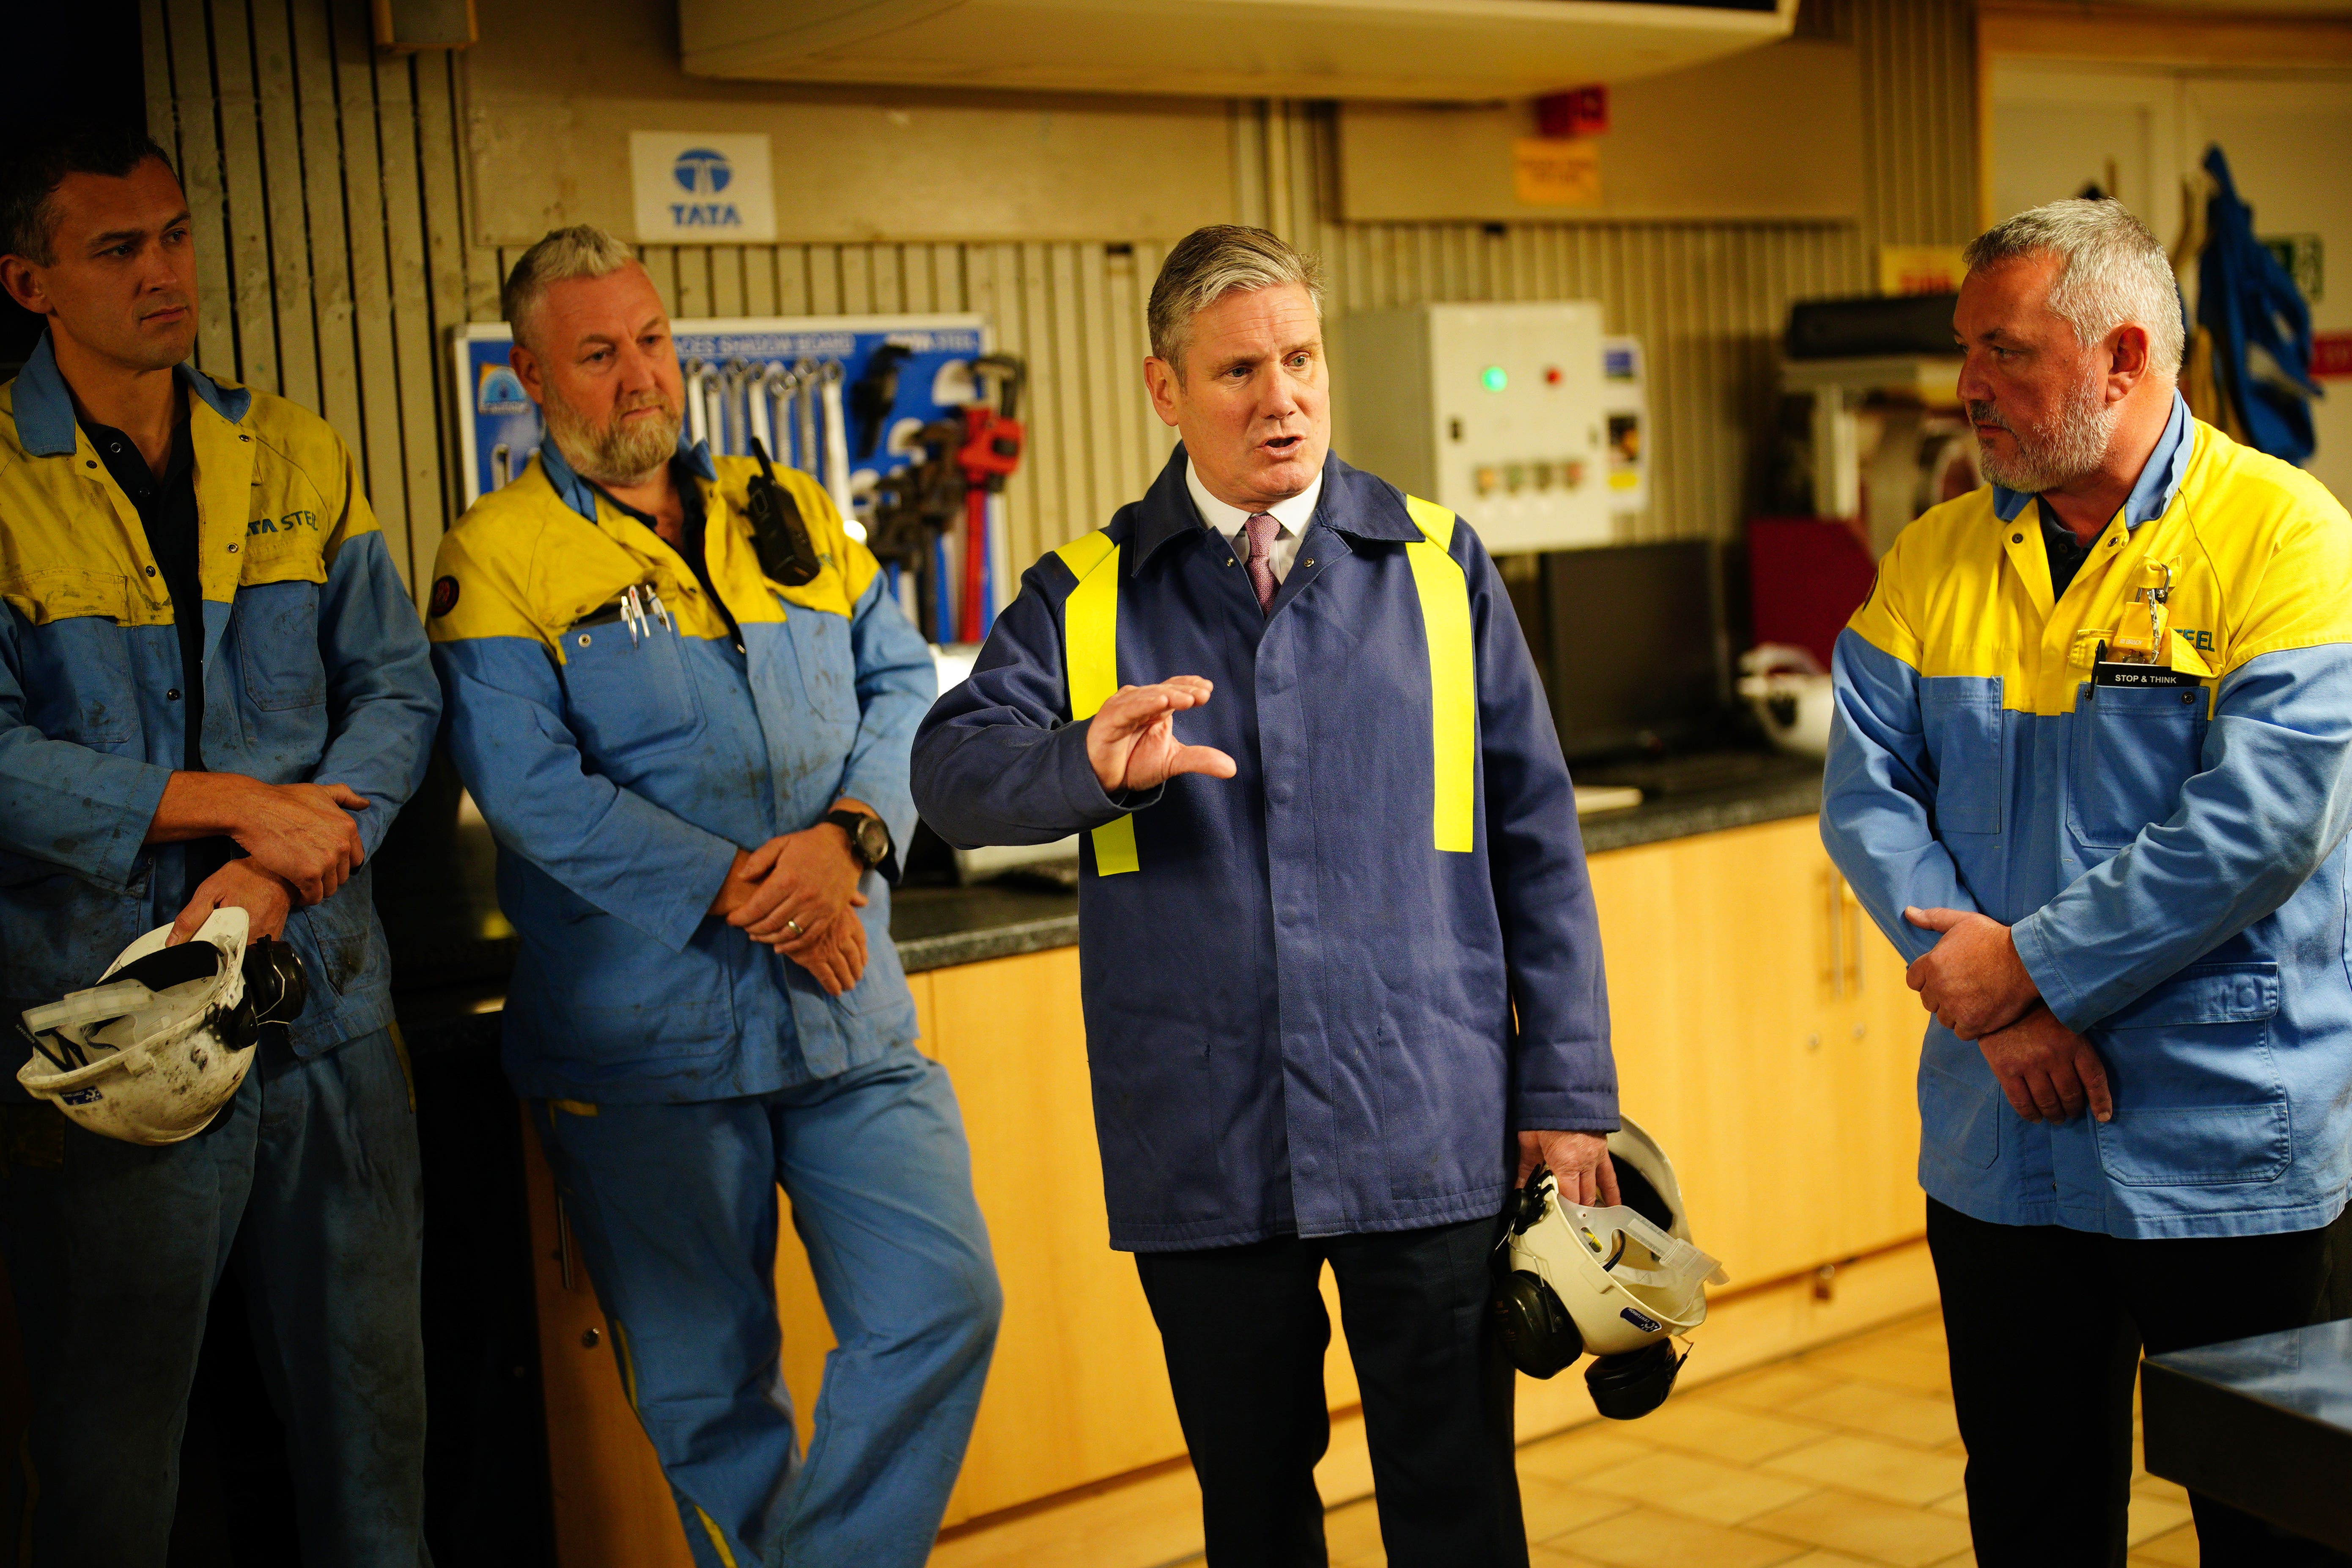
[0,1026,429,1567]
[536,1041,1001,1568]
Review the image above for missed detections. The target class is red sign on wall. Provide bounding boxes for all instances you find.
[2314,331,2352,381]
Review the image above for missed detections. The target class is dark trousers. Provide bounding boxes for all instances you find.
[0,1028,429,1568]
[1927,1197,2351,1568]
[1133,1217,1524,1568]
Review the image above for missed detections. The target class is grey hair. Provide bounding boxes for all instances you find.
[1964,199,2184,380]
[1147,225,1326,373]
[502,225,639,353]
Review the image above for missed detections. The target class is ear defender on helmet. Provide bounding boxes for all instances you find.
[1493,1269,1584,1378]
[1585,1339,1688,1421]
[242,938,307,1025]
[225,937,309,1051]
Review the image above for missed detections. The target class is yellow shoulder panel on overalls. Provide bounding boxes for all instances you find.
[704,459,880,623]
[229,386,380,598]
[1052,529,1137,876]
[1403,494,1476,853]
[0,379,371,629]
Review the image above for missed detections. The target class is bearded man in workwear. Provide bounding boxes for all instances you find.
[427,225,999,1568]
[1824,199,2352,1567]
[0,127,441,1562]
[913,225,1617,1568]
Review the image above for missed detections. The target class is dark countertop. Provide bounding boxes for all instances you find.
[1574,750,1823,856]
[2142,1318,2352,1550]
[389,749,1824,1043]
[884,750,1825,971]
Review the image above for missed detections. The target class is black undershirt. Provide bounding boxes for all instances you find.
[2039,498,2095,600]
[84,404,231,887]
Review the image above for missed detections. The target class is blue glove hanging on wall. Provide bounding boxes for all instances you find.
[2197,144,2322,465]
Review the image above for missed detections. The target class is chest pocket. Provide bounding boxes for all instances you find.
[782,601,859,728]
[18,609,143,747]
[235,581,326,711]
[559,620,703,767]
[1920,678,2003,835]
[2068,683,2209,849]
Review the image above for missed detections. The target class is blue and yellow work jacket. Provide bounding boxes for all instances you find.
[1825,401,2352,1239]
[428,436,933,1104]
[913,448,1614,1252]
[0,337,439,1056]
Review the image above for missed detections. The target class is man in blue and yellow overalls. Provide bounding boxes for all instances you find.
[428,226,999,1568]
[1825,199,2352,1567]
[0,128,442,1562]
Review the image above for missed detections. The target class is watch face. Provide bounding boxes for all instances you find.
[846,814,887,866]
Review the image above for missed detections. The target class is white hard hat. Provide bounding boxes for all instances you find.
[15,909,307,1146]
[1491,1117,1728,1419]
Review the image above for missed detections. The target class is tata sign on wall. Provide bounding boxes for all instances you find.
[629,132,778,243]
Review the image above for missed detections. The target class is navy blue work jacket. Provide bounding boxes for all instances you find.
[913,448,1616,1251]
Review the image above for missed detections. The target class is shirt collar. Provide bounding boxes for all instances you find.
[1131,446,1420,573]
[536,428,716,525]
[11,330,250,457]
[1185,457,1324,540]
[1992,390,2193,529]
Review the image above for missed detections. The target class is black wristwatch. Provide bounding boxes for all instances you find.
[826,809,891,871]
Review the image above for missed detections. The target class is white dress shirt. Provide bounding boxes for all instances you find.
[1186,459,1323,585]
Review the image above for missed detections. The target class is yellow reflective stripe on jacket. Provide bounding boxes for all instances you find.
[1402,494,1476,853]
[694,1505,740,1568]
[1053,529,1138,875]
[1051,491,1477,875]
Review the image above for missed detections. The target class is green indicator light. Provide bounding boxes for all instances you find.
[1481,365,1508,392]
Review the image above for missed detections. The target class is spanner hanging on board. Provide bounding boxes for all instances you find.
[818,361,854,523]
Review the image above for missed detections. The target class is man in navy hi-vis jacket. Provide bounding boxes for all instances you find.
[913,226,1619,1568]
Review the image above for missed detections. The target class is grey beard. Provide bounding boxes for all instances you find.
[1972,371,2118,494]
[544,394,682,487]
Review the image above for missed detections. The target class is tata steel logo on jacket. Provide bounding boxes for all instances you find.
[669,147,742,230]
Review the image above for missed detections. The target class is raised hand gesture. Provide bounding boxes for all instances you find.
[1085,676,1238,794]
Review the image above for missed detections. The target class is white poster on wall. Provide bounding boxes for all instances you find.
[628,132,776,243]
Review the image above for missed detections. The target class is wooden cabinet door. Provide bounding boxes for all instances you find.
[1587,817,1839,1291]
[1586,816,1928,1296]
[1822,865,1929,1260]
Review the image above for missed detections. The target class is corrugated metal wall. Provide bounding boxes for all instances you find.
[143,0,1976,603]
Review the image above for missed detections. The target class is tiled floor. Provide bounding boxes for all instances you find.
[1303,1307,2200,1568]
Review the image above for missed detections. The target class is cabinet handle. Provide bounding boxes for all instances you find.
[1842,879,1866,995]
[1827,869,1845,1000]
[556,1192,578,1292]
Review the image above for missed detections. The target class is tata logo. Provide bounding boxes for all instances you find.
[670,147,743,229]
[1619,1307,1663,1334]
[673,147,733,196]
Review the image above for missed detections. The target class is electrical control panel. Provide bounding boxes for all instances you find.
[1334,302,1619,553]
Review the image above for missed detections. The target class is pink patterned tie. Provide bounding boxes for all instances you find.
[1244,513,1279,615]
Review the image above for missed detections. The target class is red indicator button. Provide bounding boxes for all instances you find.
[1544,366,1563,385]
